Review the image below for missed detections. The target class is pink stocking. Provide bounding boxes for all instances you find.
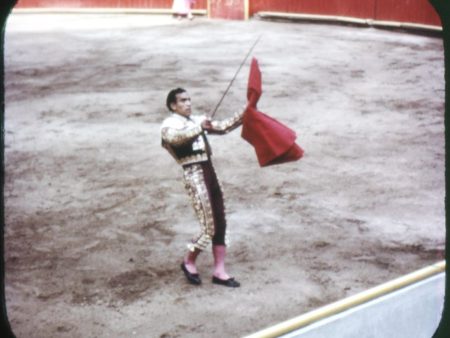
[212,245,230,279]
[184,248,201,274]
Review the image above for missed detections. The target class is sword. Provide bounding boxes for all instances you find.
[210,34,262,118]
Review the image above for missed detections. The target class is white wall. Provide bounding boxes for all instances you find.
[282,273,445,338]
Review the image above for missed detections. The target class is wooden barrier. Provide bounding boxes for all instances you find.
[250,0,375,19]
[15,0,207,10]
[14,0,441,26]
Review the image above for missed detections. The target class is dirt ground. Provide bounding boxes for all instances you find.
[3,13,446,338]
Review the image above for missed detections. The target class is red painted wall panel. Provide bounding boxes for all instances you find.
[249,0,440,26]
[375,0,441,26]
[250,0,376,19]
[210,0,245,20]
[16,0,207,9]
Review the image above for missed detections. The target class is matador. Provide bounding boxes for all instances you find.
[161,87,243,287]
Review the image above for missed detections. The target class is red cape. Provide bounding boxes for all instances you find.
[241,58,304,167]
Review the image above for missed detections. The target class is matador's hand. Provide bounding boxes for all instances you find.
[201,119,214,132]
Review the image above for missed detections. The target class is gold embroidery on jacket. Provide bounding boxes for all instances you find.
[210,111,243,134]
[161,124,203,146]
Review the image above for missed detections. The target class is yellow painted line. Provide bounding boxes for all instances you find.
[256,11,442,32]
[244,260,446,338]
[257,11,367,25]
[368,19,442,31]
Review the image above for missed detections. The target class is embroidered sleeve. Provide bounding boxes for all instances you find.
[161,122,203,146]
[209,110,244,134]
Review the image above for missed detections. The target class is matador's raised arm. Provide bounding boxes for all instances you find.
[208,111,244,135]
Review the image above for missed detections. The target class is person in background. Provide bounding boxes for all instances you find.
[172,0,195,20]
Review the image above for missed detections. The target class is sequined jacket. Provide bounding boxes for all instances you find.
[161,112,243,166]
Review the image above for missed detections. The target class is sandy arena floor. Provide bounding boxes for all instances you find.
[3,13,446,338]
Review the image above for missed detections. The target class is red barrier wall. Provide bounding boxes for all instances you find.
[16,0,207,9]
[250,0,440,26]
[375,0,440,26]
[15,0,441,26]
[250,0,375,19]
[209,0,245,20]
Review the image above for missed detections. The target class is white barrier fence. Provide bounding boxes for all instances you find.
[246,261,445,338]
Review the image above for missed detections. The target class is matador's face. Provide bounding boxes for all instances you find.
[171,91,192,117]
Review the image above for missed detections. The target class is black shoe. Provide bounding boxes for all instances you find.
[212,276,240,288]
[181,263,201,285]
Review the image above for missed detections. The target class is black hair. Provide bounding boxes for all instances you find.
[166,87,187,112]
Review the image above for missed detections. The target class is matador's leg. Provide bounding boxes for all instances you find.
[205,163,228,247]
[183,163,215,252]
